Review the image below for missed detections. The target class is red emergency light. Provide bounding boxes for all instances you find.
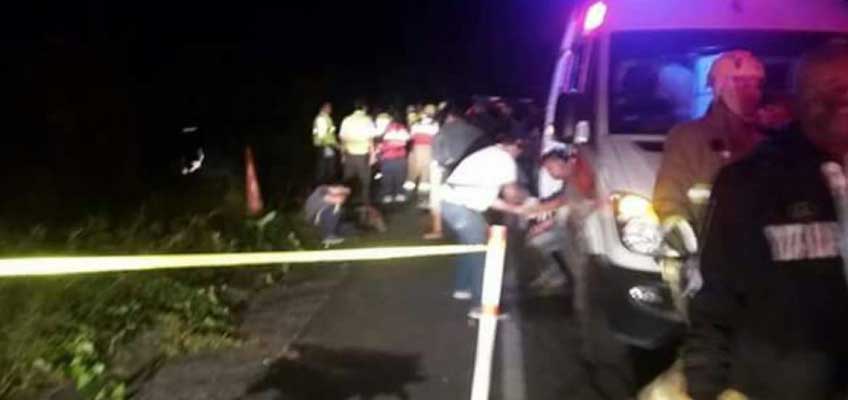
[583,1,608,34]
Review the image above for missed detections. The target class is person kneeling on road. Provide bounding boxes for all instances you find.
[440,134,529,318]
[524,149,580,291]
[304,181,352,248]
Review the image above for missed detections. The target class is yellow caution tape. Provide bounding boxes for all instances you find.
[0,245,487,277]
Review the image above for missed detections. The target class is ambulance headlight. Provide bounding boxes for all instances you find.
[612,193,663,255]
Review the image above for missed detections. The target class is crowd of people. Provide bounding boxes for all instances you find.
[305,97,544,246]
[305,41,848,399]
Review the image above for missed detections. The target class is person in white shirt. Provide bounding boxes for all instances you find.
[339,99,378,205]
[441,135,528,313]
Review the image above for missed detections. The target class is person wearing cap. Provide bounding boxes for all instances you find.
[406,104,440,206]
[339,99,378,205]
[312,102,339,184]
[524,148,603,319]
[682,42,848,400]
[441,134,529,317]
[523,149,579,290]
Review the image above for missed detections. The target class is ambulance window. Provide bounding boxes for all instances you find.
[608,30,848,135]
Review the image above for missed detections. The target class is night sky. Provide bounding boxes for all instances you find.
[5,1,574,219]
[45,0,573,104]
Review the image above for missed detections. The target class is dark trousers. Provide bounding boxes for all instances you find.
[316,204,341,239]
[380,158,407,198]
[343,154,371,205]
[315,151,337,184]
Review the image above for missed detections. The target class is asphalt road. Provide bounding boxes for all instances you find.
[262,205,675,400]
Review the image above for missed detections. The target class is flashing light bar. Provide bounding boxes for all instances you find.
[583,1,608,34]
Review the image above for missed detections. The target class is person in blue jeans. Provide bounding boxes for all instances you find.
[440,135,529,317]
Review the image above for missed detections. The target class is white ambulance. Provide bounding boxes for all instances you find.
[543,0,848,348]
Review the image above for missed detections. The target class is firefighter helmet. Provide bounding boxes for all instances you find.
[708,50,765,120]
[708,50,765,89]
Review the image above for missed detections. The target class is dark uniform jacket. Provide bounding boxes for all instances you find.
[654,102,763,232]
[684,130,848,400]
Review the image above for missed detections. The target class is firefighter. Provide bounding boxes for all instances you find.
[653,50,767,309]
[684,42,848,400]
[639,50,768,400]
[654,50,767,240]
[406,104,440,206]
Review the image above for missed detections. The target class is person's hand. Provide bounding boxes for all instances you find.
[516,197,540,216]
[523,207,555,220]
[661,217,698,257]
[821,158,848,287]
[822,158,848,226]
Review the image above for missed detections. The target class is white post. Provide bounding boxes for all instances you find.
[470,225,507,400]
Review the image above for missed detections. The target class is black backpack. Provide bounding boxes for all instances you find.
[433,120,489,180]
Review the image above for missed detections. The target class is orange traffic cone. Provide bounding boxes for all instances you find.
[245,146,264,217]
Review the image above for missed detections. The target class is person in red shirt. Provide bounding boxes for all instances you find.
[406,104,440,205]
[379,115,411,204]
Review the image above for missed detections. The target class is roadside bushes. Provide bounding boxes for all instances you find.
[0,204,314,399]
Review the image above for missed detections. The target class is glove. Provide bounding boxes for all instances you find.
[661,217,698,257]
[822,160,848,288]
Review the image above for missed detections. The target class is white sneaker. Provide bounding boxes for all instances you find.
[381,195,393,204]
[452,290,472,300]
[403,181,416,191]
[394,194,407,202]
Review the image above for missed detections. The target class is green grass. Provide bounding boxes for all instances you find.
[0,200,317,399]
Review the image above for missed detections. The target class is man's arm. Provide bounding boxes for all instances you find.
[313,117,326,146]
[684,169,746,400]
[491,183,528,214]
